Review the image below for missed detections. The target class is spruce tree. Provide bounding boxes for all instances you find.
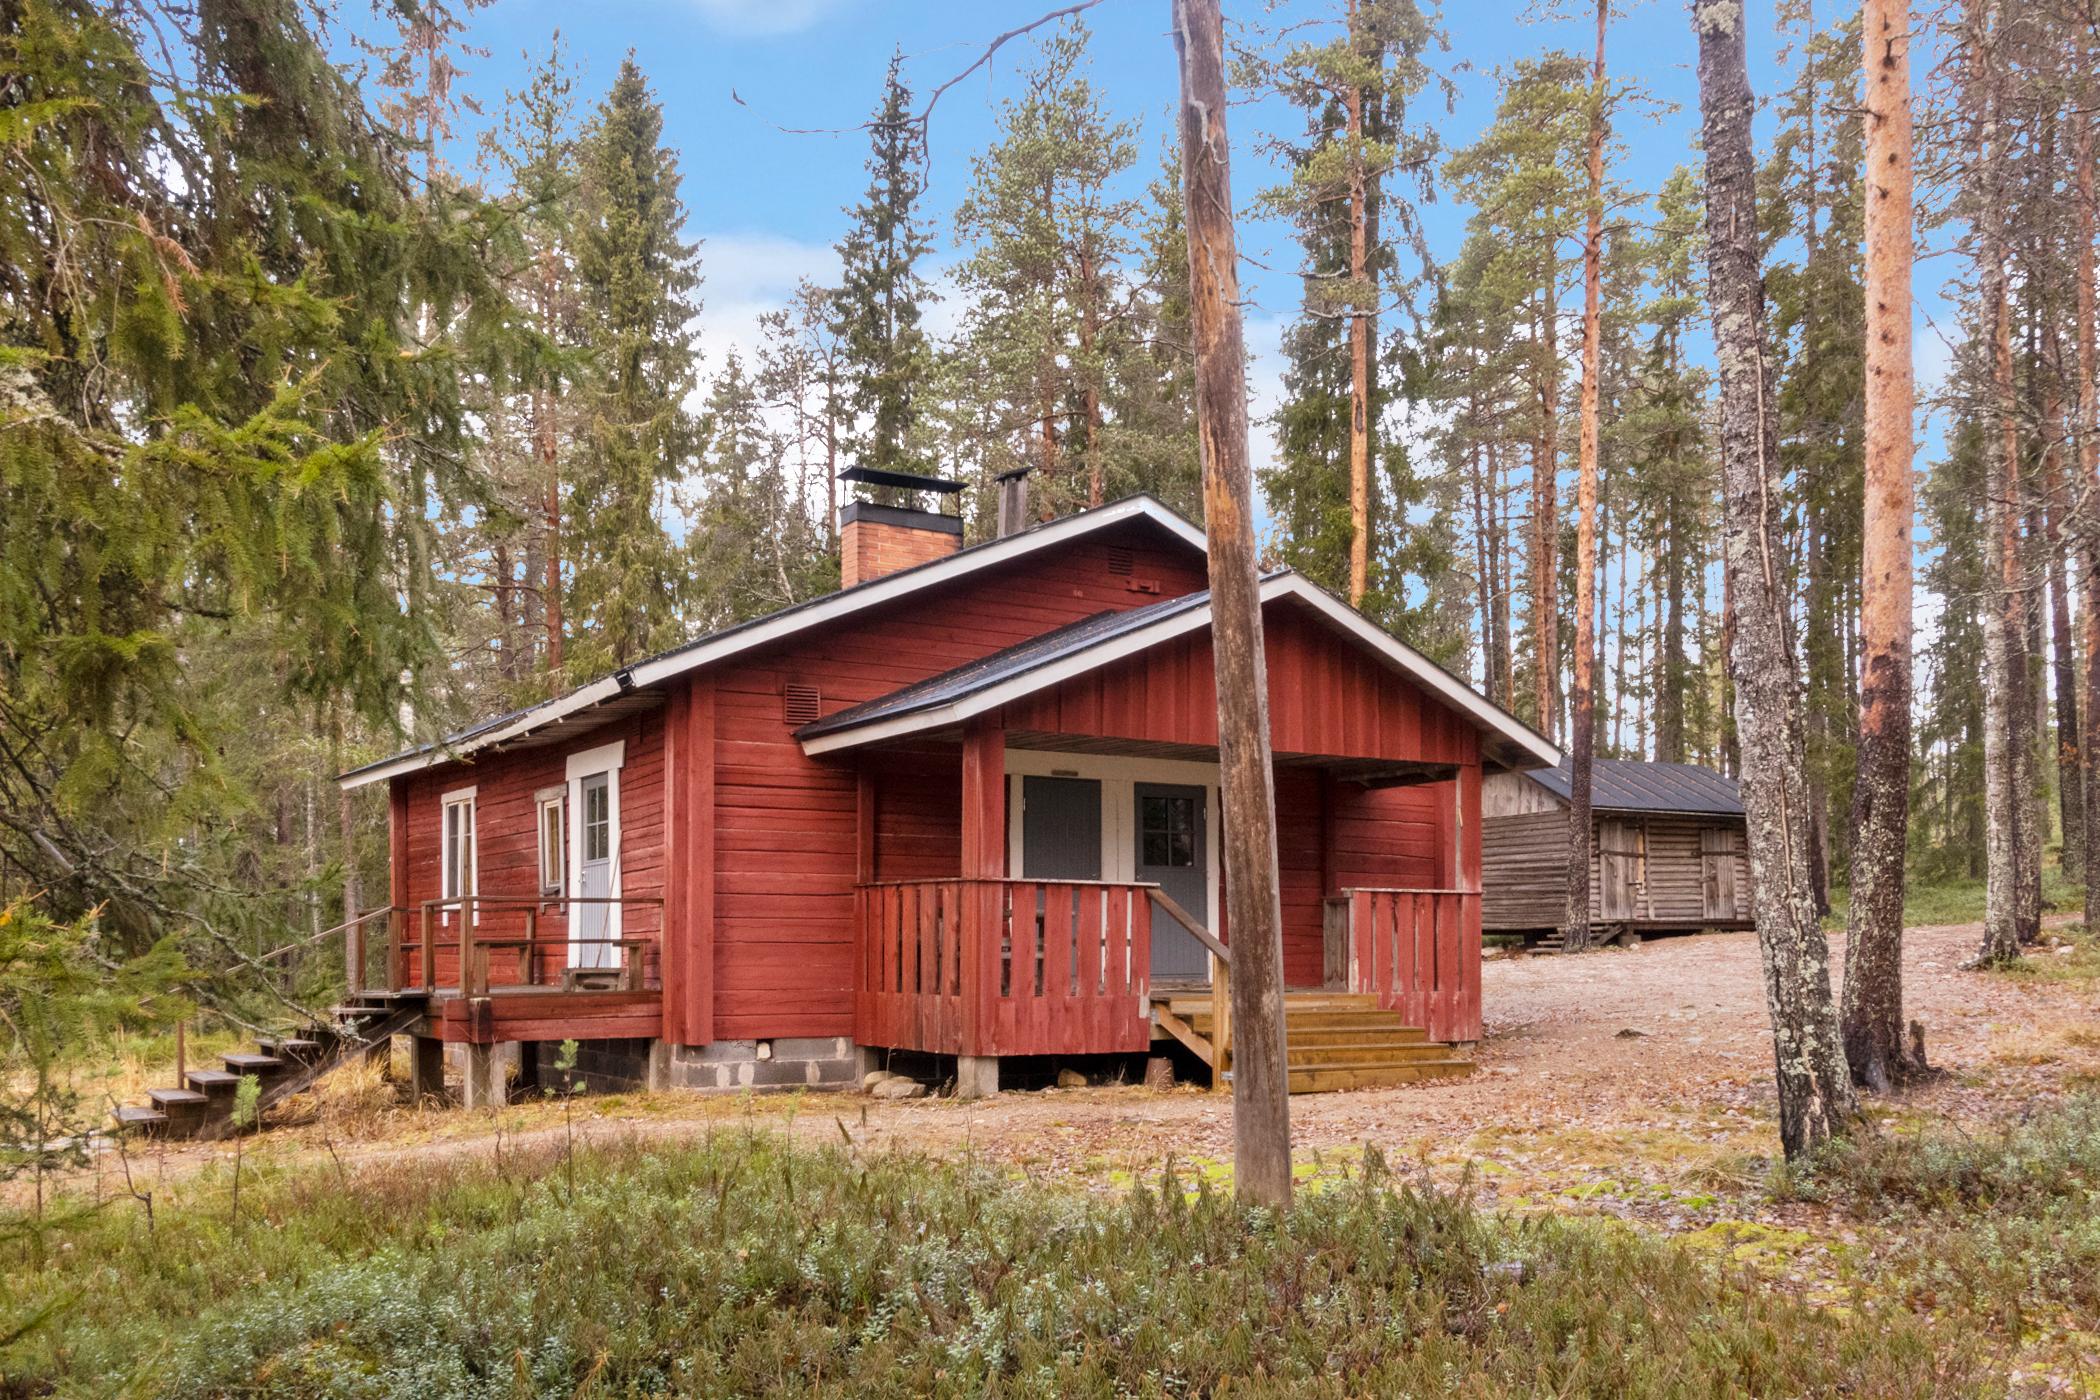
[832,53,935,481]
[567,56,704,674]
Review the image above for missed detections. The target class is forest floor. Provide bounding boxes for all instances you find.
[46,914,2100,1389]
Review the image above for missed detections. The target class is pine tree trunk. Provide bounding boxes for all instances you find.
[2043,370,2083,883]
[1693,0,1859,1159]
[537,251,565,682]
[1534,278,1561,740]
[1345,0,1374,609]
[2077,24,2100,936]
[1470,435,1498,703]
[1977,57,2023,967]
[1563,0,1606,954]
[1840,0,1916,1092]
[1174,0,1292,1208]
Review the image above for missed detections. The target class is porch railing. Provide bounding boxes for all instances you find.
[393,896,665,997]
[1322,887,1483,1043]
[854,879,1154,1058]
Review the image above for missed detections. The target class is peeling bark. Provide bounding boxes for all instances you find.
[1693,0,1860,1160]
[1174,0,1292,1208]
[1563,0,1606,954]
[1840,0,1918,1092]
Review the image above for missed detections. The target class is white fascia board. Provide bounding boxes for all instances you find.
[801,573,1561,770]
[336,497,1209,792]
[337,676,625,791]
[625,497,1205,691]
[798,598,1223,756]
[1265,576,1562,769]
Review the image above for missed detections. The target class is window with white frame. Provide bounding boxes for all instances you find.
[536,788,565,898]
[441,787,477,924]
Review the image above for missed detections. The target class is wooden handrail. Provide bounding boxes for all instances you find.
[1145,888,1230,964]
[1145,887,1231,1093]
[1329,886,1479,897]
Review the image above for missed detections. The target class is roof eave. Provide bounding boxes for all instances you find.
[335,496,1210,791]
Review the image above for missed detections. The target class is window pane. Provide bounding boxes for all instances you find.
[1143,833,1170,866]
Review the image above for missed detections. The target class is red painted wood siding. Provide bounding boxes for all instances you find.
[392,709,668,988]
[1269,771,1451,987]
[707,524,1209,1041]
[995,599,1481,764]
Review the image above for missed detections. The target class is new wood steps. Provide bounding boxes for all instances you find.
[114,991,427,1140]
[1153,991,1473,1093]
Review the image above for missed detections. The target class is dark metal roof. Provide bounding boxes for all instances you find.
[797,591,1216,740]
[340,495,1210,782]
[1525,758,1744,816]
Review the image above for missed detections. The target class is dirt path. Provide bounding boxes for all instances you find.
[77,919,2098,1220]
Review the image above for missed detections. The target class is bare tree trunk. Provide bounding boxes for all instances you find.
[1841,0,1917,1092]
[1469,435,1498,703]
[1693,0,1859,1160]
[2043,362,2083,882]
[1174,0,1292,1208]
[537,251,565,682]
[1345,0,1374,608]
[1563,0,1606,954]
[1976,40,2024,967]
[1533,277,1561,741]
[2078,22,2100,936]
[331,713,361,990]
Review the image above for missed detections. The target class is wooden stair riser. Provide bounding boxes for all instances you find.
[1281,1025,1431,1047]
[1161,994,1380,1018]
[1182,1012,1425,1037]
[1287,1061,1473,1093]
[1284,1042,1460,1068]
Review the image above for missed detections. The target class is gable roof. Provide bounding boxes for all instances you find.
[338,496,1209,789]
[1524,758,1743,816]
[798,572,1562,772]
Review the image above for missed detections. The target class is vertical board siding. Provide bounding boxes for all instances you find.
[395,709,668,991]
[997,601,1476,764]
[709,525,1207,1041]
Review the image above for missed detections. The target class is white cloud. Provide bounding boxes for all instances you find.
[688,230,841,377]
[686,0,856,39]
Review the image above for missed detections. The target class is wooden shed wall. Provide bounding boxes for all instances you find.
[1482,810,1750,931]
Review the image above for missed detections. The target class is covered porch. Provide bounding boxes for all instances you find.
[796,573,1550,1089]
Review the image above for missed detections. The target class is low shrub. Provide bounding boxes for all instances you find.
[1802,1095,2100,1335]
[2,1132,1984,1397]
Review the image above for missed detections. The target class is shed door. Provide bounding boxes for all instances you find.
[1597,819,1644,922]
[1701,825,1741,920]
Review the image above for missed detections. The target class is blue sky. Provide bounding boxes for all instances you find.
[372,1,1794,460]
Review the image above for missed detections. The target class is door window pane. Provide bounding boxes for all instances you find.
[583,774,611,862]
[1141,794,1197,868]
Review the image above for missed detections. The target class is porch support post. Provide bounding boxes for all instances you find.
[463,1041,517,1109]
[959,722,1005,1087]
[408,1035,444,1104]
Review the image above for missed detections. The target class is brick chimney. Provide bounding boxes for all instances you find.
[836,465,968,587]
[839,500,963,587]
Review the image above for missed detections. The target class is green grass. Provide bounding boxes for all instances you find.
[1826,865,2084,931]
[0,1132,1985,1398]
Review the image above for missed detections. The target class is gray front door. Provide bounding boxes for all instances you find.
[1136,783,1209,982]
[573,770,616,968]
[1020,776,1102,880]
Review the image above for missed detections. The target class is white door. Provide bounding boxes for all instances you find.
[572,769,617,968]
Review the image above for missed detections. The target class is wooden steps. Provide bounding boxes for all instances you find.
[1153,991,1473,1094]
[114,989,427,1140]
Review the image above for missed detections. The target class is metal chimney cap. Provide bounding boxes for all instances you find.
[839,465,966,494]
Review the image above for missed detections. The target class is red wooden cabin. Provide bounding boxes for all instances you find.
[339,491,1557,1101]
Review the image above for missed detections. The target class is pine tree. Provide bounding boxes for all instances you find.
[953,17,1139,517]
[832,53,936,481]
[566,56,704,674]
[687,353,833,627]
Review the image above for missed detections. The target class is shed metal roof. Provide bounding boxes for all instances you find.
[1525,758,1744,816]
